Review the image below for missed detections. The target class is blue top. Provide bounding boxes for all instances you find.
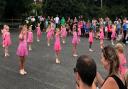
[123,23,128,31]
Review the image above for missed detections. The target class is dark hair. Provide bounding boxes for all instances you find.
[74,55,97,86]
[102,46,119,75]
[89,28,93,32]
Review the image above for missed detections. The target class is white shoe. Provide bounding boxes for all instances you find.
[112,42,114,45]
[29,48,32,51]
[5,53,7,57]
[7,53,10,56]
[73,54,78,57]
[48,43,50,46]
[19,70,25,75]
[23,69,27,74]
[62,41,65,44]
[89,49,94,52]
[37,40,40,42]
[56,58,60,64]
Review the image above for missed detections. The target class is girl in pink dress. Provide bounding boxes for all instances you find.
[54,28,61,64]
[50,23,55,39]
[27,25,33,51]
[115,43,127,79]
[1,25,8,47]
[72,24,79,57]
[36,23,42,42]
[46,25,53,46]
[88,28,94,52]
[2,25,12,57]
[99,25,104,49]
[16,26,28,75]
[77,27,81,42]
[61,25,67,44]
[111,25,116,45]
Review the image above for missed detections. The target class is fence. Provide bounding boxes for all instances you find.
[0,19,22,30]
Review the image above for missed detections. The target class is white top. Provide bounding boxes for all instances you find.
[54,16,59,24]
[31,17,35,22]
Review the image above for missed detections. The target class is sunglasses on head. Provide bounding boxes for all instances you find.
[73,67,77,73]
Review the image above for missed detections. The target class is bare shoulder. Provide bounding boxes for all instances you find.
[101,77,119,89]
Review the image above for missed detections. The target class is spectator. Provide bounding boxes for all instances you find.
[74,55,97,89]
[96,46,127,89]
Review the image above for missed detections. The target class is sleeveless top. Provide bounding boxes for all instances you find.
[103,75,127,89]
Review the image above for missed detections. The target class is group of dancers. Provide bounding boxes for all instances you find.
[1,16,128,75]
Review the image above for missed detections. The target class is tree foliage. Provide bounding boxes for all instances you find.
[43,0,128,19]
[0,0,128,19]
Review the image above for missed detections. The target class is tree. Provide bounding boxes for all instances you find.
[0,1,6,18]
[4,0,33,18]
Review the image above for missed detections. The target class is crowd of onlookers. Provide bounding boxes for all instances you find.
[24,15,128,44]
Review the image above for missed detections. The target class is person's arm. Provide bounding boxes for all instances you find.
[96,72,104,86]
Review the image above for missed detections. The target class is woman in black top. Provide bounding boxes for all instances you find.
[96,46,127,89]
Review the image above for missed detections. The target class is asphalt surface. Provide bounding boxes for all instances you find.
[0,30,127,89]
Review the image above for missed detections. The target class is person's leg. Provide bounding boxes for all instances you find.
[123,30,127,44]
[22,57,27,74]
[6,46,9,56]
[89,42,93,51]
[112,39,114,45]
[62,37,65,44]
[47,38,50,46]
[74,45,77,56]
[4,47,7,57]
[56,51,60,64]
[89,42,92,49]
[72,45,75,56]
[28,43,32,51]
[19,56,24,75]
[19,56,27,75]
[100,40,103,49]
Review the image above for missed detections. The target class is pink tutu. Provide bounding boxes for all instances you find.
[100,31,104,40]
[54,34,61,51]
[27,32,33,43]
[88,32,94,43]
[36,27,42,38]
[17,39,28,57]
[51,28,54,36]
[54,43,61,51]
[72,32,79,45]
[61,28,67,38]
[47,31,52,40]
[118,53,127,76]
[78,28,81,36]
[111,32,116,39]
[2,32,11,47]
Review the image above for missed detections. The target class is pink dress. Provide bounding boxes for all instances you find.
[89,32,94,43]
[54,32,61,51]
[47,29,52,40]
[51,28,54,36]
[118,53,127,76]
[16,34,28,57]
[36,27,42,38]
[78,27,81,36]
[72,31,79,45]
[27,31,33,43]
[61,27,67,38]
[100,28,104,40]
[111,28,116,40]
[2,31,11,47]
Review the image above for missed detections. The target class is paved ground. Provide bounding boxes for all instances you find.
[0,30,128,89]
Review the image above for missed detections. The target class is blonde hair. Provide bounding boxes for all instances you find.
[115,43,124,53]
[56,28,60,32]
